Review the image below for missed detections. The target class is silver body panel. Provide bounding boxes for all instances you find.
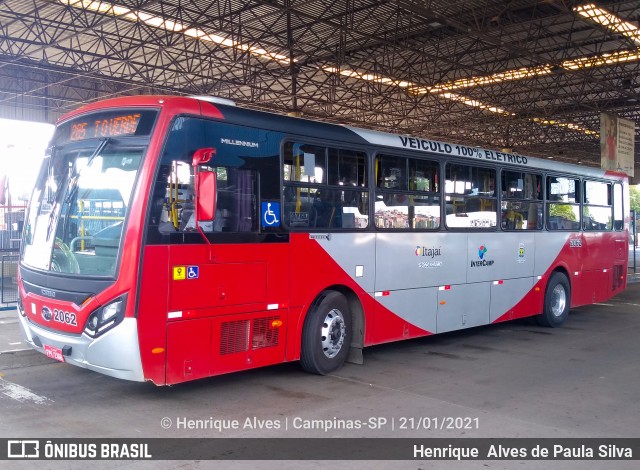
[18,315,145,382]
[317,231,570,334]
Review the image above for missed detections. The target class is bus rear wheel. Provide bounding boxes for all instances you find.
[537,272,570,327]
[300,290,352,375]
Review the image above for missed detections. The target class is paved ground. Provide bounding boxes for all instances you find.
[0,283,639,469]
[0,310,24,354]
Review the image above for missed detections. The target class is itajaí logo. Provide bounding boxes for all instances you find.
[416,245,443,268]
[415,246,442,258]
[471,245,494,267]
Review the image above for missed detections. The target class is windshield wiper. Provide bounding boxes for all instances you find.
[64,137,110,204]
[46,138,110,240]
[88,137,110,166]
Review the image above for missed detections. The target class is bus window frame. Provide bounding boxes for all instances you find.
[281,138,370,231]
[444,161,498,231]
[582,179,613,232]
[373,152,442,231]
[545,173,582,232]
[499,168,544,231]
[613,182,624,231]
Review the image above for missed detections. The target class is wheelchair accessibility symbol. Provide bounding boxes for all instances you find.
[261,202,280,227]
[187,266,199,279]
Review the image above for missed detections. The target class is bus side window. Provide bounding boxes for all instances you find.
[445,163,496,229]
[283,141,369,230]
[375,155,440,230]
[546,176,581,231]
[215,167,257,232]
[501,171,543,231]
[613,183,623,230]
[583,180,613,231]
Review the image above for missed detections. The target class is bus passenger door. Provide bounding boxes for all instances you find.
[145,118,289,384]
[164,168,289,382]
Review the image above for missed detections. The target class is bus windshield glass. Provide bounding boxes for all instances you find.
[21,139,146,277]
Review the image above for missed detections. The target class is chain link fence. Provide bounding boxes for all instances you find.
[1,253,18,303]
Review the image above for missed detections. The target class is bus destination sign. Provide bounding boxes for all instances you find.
[70,113,142,141]
[53,109,158,145]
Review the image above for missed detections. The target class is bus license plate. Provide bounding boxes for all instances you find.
[44,344,65,363]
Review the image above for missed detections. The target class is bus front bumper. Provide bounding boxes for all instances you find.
[17,315,145,382]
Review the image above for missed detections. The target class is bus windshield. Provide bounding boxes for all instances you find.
[21,140,145,277]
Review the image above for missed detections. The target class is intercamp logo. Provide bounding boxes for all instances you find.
[471,245,494,268]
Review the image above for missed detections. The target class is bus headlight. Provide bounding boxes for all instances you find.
[83,295,127,338]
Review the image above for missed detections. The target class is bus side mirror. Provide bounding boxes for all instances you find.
[192,147,215,166]
[192,147,217,222]
[196,171,216,221]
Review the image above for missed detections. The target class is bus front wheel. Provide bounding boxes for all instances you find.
[300,290,352,375]
[537,272,570,327]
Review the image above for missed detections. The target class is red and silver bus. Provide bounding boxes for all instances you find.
[17,95,629,385]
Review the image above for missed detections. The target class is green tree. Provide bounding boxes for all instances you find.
[630,185,640,214]
[549,203,577,221]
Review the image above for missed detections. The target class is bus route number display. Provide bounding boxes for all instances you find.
[70,113,142,141]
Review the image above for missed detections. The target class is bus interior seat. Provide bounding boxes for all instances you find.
[179,203,194,231]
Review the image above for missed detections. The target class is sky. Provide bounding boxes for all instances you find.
[0,118,55,203]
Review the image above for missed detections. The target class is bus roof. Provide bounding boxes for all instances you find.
[58,95,627,181]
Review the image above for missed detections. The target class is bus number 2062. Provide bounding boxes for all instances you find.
[53,309,78,326]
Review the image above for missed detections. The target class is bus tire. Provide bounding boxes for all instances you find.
[300,290,352,375]
[536,272,570,327]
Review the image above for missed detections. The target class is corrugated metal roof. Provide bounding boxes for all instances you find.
[0,0,638,165]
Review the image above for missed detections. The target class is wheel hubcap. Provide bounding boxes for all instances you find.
[551,284,567,317]
[321,309,346,359]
